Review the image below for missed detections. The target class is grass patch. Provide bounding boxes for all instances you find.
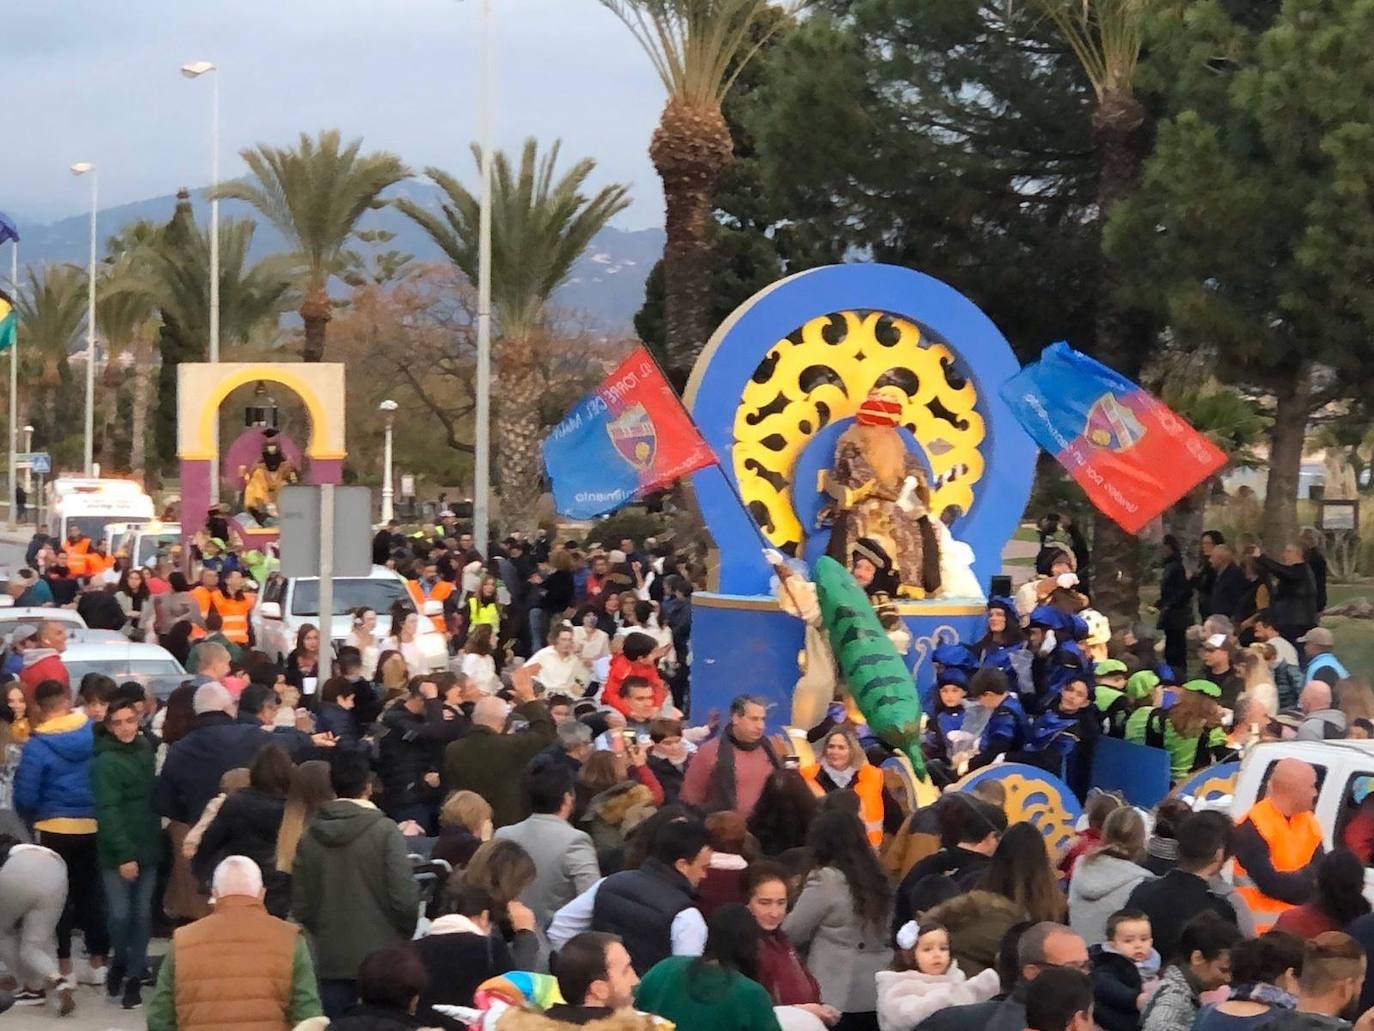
[1005,555,1036,567]
[1327,617,1374,678]
[1013,525,1039,544]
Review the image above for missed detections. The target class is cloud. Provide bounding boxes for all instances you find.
[0,0,666,228]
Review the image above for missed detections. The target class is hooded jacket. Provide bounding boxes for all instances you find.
[1068,854,1154,945]
[923,889,1025,979]
[290,798,419,980]
[91,730,161,868]
[13,709,95,830]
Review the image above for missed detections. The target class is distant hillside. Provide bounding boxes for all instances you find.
[10,181,664,333]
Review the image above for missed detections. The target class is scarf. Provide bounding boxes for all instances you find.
[1146,835,1179,864]
[820,762,857,789]
[428,914,488,937]
[711,728,780,812]
[1227,983,1296,1009]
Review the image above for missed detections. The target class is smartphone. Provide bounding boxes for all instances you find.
[621,729,638,748]
[782,754,800,769]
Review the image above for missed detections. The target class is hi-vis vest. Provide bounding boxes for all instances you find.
[467,595,500,634]
[802,762,886,846]
[188,586,216,640]
[64,538,92,577]
[407,579,455,634]
[213,590,255,645]
[1233,797,1323,931]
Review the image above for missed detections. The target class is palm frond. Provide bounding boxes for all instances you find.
[600,0,812,107]
[1018,0,1148,99]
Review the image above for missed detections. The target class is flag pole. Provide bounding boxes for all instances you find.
[8,237,16,530]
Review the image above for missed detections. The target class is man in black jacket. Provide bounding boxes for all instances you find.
[156,683,274,825]
[893,795,1005,934]
[1125,810,1238,963]
[1208,545,1249,626]
[544,932,639,1025]
[377,677,456,831]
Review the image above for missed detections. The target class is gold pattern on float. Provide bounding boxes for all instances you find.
[957,768,1079,859]
[732,310,985,555]
[1187,770,1239,804]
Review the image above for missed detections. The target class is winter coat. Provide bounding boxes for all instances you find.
[494,812,601,931]
[922,889,1024,979]
[156,711,273,824]
[90,730,161,868]
[1139,963,1200,1031]
[193,787,290,917]
[443,700,556,828]
[328,1004,427,1030]
[290,798,419,979]
[377,699,453,812]
[1090,943,1159,1031]
[782,865,893,1013]
[647,753,686,804]
[893,848,993,935]
[315,701,360,750]
[1068,854,1154,945]
[876,963,1001,1031]
[580,781,655,866]
[13,710,95,825]
[414,915,516,1030]
[1126,870,1238,968]
[755,929,821,1006]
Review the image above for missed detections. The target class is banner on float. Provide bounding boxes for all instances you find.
[542,346,718,519]
[1000,342,1227,533]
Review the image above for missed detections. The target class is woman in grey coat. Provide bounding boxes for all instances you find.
[782,809,893,1031]
[1068,807,1153,945]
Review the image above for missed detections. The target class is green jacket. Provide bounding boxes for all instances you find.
[90,732,161,869]
[1124,706,1226,782]
[290,798,419,980]
[145,932,321,1030]
[442,700,556,828]
[635,956,782,1031]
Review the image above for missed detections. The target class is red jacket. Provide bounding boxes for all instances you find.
[755,930,821,1006]
[20,653,71,709]
[601,655,667,715]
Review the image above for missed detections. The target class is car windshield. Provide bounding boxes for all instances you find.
[65,515,147,546]
[64,659,189,700]
[290,578,411,617]
[136,533,180,565]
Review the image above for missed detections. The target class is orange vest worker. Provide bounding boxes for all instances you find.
[1233,796,1323,932]
[801,761,887,846]
[212,590,256,646]
[63,537,92,577]
[407,578,454,634]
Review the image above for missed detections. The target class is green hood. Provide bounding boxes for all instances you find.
[308,799,388,848]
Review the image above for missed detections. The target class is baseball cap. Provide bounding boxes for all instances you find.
[6,623,38,648]
[1203,633,1229,650]
[1183,678,1222,698]
[1095,659,1128,678]
[192,683,234,715]
[1298,627,1335,647]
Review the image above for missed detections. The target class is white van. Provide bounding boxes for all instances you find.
[47,478,154,545]
[108,521,182,567]
[252,565,449,672]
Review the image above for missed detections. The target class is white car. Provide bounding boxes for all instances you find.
[252,565,449,671]
[62,639,189,700]
[0,605,87,641]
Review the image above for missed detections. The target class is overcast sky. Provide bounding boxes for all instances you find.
[0,1,667,228]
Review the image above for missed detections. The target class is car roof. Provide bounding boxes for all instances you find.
[276,565,402,583]
[0,608,87,625]
[65,628,129,644]
[1247,739,1374,762]
[63,640,183,664]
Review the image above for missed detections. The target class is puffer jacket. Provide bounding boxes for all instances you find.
[1069,853,1154,946]
[377,700,453,812]
[923,889,1025,978]
[875,963,1001,1031]
[13,710,95,824]
[90,730,161,868]
[580,781,655,866]
[192,787,290,917]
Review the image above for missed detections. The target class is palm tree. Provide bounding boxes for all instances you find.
[1024,0,1151,626]
[214,130,409,361]
[14,264,87,442]
[600,0,809,380]
[397,138,630,527]
[97,258,161,477]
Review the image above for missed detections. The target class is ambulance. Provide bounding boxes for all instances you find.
[46,478,155,546]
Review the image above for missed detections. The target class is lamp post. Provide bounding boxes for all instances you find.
[70,162,97,475]
[180,61,220,362]
[379,399,398,523]
[22,424,32,495]
[471,0,493,554]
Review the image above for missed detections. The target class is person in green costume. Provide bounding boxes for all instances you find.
[1093,659,1131,735]
[1125,679,1228,782]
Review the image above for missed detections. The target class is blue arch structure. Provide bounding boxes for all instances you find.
[683,264,1036,724]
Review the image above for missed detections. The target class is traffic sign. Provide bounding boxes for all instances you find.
[29,453,50,474]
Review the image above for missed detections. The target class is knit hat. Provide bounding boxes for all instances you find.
[1182,678,1222,699]
[855,386,905,427]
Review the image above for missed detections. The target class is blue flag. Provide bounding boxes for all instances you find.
[0,213,17,248]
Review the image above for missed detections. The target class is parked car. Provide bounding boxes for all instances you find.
[0,605,87,641]
[62,639,189,700]
[252,565,448,671]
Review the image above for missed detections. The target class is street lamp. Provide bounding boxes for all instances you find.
[379,399,398,523]
[70,162,97,475]
[180,60,220,363]
[22,424,33,495]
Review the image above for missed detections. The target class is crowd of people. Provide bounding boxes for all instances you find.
[1,511,1373,1031]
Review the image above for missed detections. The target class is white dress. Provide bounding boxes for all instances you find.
[462,652,501,694]
[382,636,427,676]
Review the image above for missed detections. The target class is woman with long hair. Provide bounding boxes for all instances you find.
[597,590,625,637]
[1237,645,1279,717]
[284,623,322,699]
[275,759,334,876]
[572,604,611,675]
[344,606,380,678]
[1273,848,1372,937]
[977,821,1066,924]
[744,861,839,1028]
[1067,807,1151,944]
[461,624,501,695]
[636,903,787,1031]
[976,596,1025,692]
[748,769,820,858]
[114,567,152,640]
[1125,680,1226,782]
[464,576,502,641]
[374,649,410,704]
[783,809,893,1030]
[382,606,426,677]
[461,839,545,970]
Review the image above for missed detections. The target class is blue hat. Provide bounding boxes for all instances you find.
[932,643,980,672]
[1155,663,1180,686]
[1027,605,1069,632]
[936,667,969,690]
[987,596,1019,620]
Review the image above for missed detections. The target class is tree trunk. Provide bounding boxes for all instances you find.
[1087,88,1152,629]
[650,100,734,387]
[130,354,150,480]
[1164,480,1212,576]
[300,289,332,362]
[494,338,546,536]
[1262,370,1312,553]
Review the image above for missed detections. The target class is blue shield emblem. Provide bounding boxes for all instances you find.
[607,403,657,472]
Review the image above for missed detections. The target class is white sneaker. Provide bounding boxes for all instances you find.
[73,960,105,987]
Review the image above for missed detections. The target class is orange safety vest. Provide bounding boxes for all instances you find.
[213,590,256,645]
[802,762,886,846]
[63,538,92,577]
[1233,797,1323,932]
[407,579,455,634]
[188,586,216,640]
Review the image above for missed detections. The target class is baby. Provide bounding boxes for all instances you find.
[1090,909,1163,1031]
[875,920,1000,1031]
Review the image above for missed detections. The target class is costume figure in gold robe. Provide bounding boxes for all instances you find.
[241,430,298,516]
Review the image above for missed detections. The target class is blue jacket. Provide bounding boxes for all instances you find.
[13,710,95,823]
[1307,652,1350,684]
[977,696,1030,759]
[924,704,968,760]
[156,711,273,825]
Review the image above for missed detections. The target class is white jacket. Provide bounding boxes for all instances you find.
[875,963,1001,1031]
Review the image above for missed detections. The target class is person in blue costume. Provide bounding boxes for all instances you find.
[964,667,1030,773]
[1025,606,1092,714]
[1027,674,1102,800]
[931,642,980,687]
[977,596,1028,694]
[923,669,970,764]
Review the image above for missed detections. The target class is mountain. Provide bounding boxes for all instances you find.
[7,180,664,332]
